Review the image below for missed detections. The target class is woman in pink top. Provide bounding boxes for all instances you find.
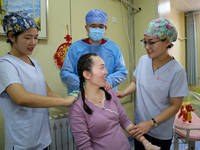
[69,53,160,150]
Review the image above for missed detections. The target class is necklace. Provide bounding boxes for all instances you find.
[85,90,105,106]
[153,56,172,71]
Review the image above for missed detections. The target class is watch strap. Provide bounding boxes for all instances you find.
[151,118,158,127]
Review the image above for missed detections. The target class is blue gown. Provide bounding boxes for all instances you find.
[60,38,128,94]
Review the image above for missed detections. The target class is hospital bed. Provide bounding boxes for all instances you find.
[173,91,200,150]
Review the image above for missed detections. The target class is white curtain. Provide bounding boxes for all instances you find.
[186,12,198,85]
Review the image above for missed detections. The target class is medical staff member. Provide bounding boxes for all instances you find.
[116,18,189,150]
[0,11,79,150]
[60,9,128,94]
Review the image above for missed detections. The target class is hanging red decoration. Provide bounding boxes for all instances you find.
[54,25,72,69]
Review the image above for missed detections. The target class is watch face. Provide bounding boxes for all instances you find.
[154,123,158,127]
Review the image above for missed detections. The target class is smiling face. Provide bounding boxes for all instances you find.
[84,56,108,88]
[9,27,38,57]
[144,35,170,59]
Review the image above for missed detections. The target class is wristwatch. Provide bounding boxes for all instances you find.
[151,118,158,127]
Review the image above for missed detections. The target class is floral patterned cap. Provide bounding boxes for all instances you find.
[144,18,177,42]
[3,10,38,37]
[85,9,108,25]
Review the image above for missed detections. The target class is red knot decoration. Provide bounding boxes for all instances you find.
[54,25,72,69]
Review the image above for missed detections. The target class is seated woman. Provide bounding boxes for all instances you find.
[69,53,160,150]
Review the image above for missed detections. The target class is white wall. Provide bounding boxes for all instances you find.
[170,7,186,68]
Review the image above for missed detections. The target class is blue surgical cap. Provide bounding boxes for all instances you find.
[85,9,108,25]
[3,11,38,37]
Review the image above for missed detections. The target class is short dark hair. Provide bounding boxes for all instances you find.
[6,31,22,45]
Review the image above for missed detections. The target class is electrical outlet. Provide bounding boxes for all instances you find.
[112,17,117,23]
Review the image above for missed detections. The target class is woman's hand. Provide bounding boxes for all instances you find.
[144,142,161,150]
[66,91,80,106]
[126,124,137,136]
[127,124,160,150]
[115,91,126,99]
[130,120,153,137]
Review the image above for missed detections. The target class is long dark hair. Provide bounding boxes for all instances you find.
[77,53,111,114]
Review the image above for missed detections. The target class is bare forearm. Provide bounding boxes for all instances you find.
[124,80,136,96]
[153,97,183,125]
[47,89,62,98]
[136,136,150,147]
[13,91,67,108]
[153,105,181,125]
[126,124,150,147]
[46,81,62,98]
[6,83,76,108]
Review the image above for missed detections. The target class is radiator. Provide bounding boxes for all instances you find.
[48,113,76,150]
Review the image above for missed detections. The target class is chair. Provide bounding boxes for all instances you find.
[173,91,200,150]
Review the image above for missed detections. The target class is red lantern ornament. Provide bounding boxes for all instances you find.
[54,25,72,69]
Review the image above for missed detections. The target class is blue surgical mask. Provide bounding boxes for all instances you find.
[89,27,105,42]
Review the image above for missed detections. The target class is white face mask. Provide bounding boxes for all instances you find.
[89,28,105,41]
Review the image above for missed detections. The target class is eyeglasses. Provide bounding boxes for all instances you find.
[88,24,106,29]
[140,39,166,48]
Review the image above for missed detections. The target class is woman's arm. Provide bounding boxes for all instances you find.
[46,81,62,98]
[126,124,160,150]
[115,77,136,98]
[69,104,94,150]
[6,83,78,108]
[152,97,183,126]
[113,88,160,150]
[132,97,183,137]
[45,81,78,106]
